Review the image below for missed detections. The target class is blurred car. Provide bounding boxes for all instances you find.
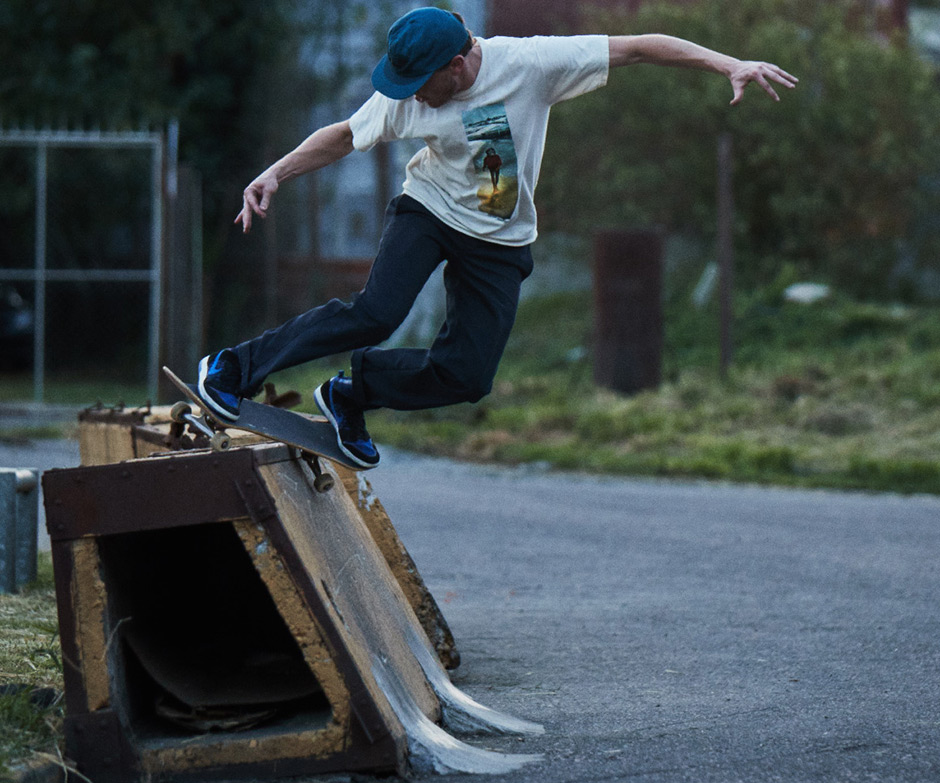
[0,285,34,369]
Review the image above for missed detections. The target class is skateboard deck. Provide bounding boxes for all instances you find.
[162,366,365,476]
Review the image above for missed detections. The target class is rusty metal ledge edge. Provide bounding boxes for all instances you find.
[43,443,297,542]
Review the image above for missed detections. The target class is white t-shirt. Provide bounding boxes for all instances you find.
[348,35,609,246]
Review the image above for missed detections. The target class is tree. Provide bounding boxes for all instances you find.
[539,0,940,299]
[1,0,298,217]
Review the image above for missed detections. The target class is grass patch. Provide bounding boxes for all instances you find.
[0,426,72,445]
[266,288,940,495]
[10,286,933,495]
[0,371,148,408]
[0,553,64,778]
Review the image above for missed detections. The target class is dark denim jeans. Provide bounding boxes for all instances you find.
[233,195,533,411]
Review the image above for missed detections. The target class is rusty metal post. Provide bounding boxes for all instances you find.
[892,0,909,28]
[717,132,734,378]
[592,229,663,395]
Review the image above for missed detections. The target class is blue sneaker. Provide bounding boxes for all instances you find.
[197,350,242,422]
[314,372,380,468]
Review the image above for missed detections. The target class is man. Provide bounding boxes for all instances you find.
[197,7,796,469]
[483,147,502,193]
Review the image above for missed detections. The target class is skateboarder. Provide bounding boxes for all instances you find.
[197,7,797,468]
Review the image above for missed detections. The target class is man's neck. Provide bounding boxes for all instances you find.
[456,41,483,92]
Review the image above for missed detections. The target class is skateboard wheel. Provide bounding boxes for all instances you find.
[313,473,334,493]
[170,401,192,423]
[210,431,231,452]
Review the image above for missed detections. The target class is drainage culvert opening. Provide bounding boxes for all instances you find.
[96,521,331,739]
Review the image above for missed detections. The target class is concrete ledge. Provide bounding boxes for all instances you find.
[42,444,542,781]
[76,405,461,670]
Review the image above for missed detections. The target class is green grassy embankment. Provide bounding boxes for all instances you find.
[275,288,940,494]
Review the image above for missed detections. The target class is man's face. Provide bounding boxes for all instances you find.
[414,65,459,108]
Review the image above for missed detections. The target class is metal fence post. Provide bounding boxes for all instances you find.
[0,468,39,592]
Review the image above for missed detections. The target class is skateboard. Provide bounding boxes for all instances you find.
[163,366,366,492]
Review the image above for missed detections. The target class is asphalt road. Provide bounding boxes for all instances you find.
[369,452,940,783]
[2,439,939,781]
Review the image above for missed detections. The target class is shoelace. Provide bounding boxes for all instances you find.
[338,402,370,443]
[209,353,240,392]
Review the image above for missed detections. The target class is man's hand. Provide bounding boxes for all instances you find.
[234,171,279,234]
[728,60,798,105]
[232,121,354,235]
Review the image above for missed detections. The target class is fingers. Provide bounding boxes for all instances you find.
[765,66,799,93]
[756,74,781,102]
[730,61,798,105]
[244,184,264,216]
[770,64,799,87]
[235,180,275,234]
[234,205,252,234]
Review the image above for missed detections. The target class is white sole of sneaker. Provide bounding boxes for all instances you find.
[197,355,240,423]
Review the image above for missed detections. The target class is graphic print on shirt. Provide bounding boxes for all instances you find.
[462,103,518,220]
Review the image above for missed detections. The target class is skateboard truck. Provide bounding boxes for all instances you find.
[170,401,231,453]
[301,451,335,493]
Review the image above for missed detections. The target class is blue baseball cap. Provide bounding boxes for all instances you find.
[372,7,470,100]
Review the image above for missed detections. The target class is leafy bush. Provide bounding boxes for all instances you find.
[540,0,940,300]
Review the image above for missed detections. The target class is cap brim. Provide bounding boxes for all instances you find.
[371,55,434,100]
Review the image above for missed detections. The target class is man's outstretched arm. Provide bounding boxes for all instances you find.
[608,34,798,105]
[235,120,355,233]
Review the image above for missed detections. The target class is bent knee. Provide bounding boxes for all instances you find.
[348,299,401,344]
[461,382,491,404]
[442,373,492,404]
[362,320,397,345]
